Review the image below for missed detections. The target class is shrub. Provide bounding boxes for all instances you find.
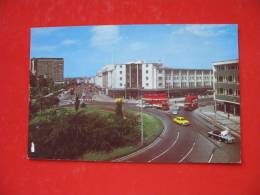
[29,109,139,159]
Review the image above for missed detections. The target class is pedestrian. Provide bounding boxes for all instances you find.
[228,113,230,119]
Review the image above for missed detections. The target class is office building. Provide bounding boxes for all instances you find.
[30,58,64,84]
[94,60,213,98]
[213,59,240,116]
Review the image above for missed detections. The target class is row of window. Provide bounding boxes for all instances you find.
[215,64,239,71]
[166,75,213,80]
[217,88,240,96]
[216,75,239,83]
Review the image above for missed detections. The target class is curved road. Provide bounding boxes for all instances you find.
[118,104,240,163]
[59,89,240,163]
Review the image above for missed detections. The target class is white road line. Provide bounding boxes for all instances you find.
[148,132,180,162]
[113,113,169,162]
[178,141,196,163]
[208,153,214,163]
[113,136,161,162]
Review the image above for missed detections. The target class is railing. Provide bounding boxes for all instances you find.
[215,82,240,89]
[215,94,240,103]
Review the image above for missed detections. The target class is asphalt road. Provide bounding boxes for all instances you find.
[88,102,240,163]
[120,104,240,163]
[58,90,240,163]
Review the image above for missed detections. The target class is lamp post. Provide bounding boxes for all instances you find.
[213,89,217,127]
[167,80,170,99]
[124,84,127,99]
[139,86,144,146]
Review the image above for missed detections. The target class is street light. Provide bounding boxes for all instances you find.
[139,86,144,146]
[213,89,217,127]
[167,80,170,99]
[124,84,127,99]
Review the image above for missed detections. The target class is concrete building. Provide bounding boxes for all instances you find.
[30,58,64,84]
[213,59,240,116]
[94,60,213,98]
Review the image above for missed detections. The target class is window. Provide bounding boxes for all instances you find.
[120,77,122,80]
[120,83,122,87]
[146,70,149,74]
[228,88,233,95]
[158,83,162,86]
[218,88,224,94]
[227,75,233,82]
[159,70,162,73]
[236,89,240,96]
[158,76,163,80]
[120,71,122,74]
[146,64,149,68]
[218,76,223,82]
[146,76,149,80]
[120,65,122,68]
[146,83,149,86]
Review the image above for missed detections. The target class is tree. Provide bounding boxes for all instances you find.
[115,98,123,118]
[75,95,80,111]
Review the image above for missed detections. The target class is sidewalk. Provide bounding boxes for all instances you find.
[196,105,240,137]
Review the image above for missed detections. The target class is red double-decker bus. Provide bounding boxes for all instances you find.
[184,95,198,111]
[142,92,169,110]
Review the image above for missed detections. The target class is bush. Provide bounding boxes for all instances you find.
[81,102,86,108]
[29,110,139,159]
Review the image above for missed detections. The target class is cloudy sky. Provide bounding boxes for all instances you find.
[30,24,238,77]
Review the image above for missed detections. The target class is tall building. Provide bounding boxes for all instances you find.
[30,58,64,84]
[94,60,213,98]
[213,59,240,116]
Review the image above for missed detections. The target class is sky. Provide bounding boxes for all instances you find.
[30,24,238,77]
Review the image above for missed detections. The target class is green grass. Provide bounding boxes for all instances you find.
[142,113,163,145]
[80,111,163,161]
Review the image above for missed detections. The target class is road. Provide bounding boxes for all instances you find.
[112,104,240,163]
[58,87,240,163]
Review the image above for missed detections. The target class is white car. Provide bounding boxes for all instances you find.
[136,103,152,108]
[208,130,235,143]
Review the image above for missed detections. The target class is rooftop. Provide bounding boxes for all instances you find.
[212,59,239,66]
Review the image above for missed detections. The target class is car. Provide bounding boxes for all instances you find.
[173,116,191,126]
[171,107,179,115]
[207,130,235,143]
[136,103,152,108]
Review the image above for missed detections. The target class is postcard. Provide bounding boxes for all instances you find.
[28,24,240,163]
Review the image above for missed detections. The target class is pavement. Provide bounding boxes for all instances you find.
[195,105,240,137]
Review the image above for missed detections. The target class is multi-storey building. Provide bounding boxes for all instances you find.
[94,60,213,98]
[213,59,240,116]
[30,58,64,84]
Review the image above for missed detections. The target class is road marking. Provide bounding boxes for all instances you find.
[178,141,196,163]
[112,128,165,162]
[148,131,180,162]
[208,153,214,163]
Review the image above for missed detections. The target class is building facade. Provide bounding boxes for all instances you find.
[213,59,240,116]
[94,60,213,98]
[30,58,64,84]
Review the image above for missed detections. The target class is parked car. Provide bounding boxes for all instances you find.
[173,116,191,126]
[207,130,235,143]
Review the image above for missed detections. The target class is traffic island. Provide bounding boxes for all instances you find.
[29,106,163,161]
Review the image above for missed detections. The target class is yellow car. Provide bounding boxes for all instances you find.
[173,116,191,126]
